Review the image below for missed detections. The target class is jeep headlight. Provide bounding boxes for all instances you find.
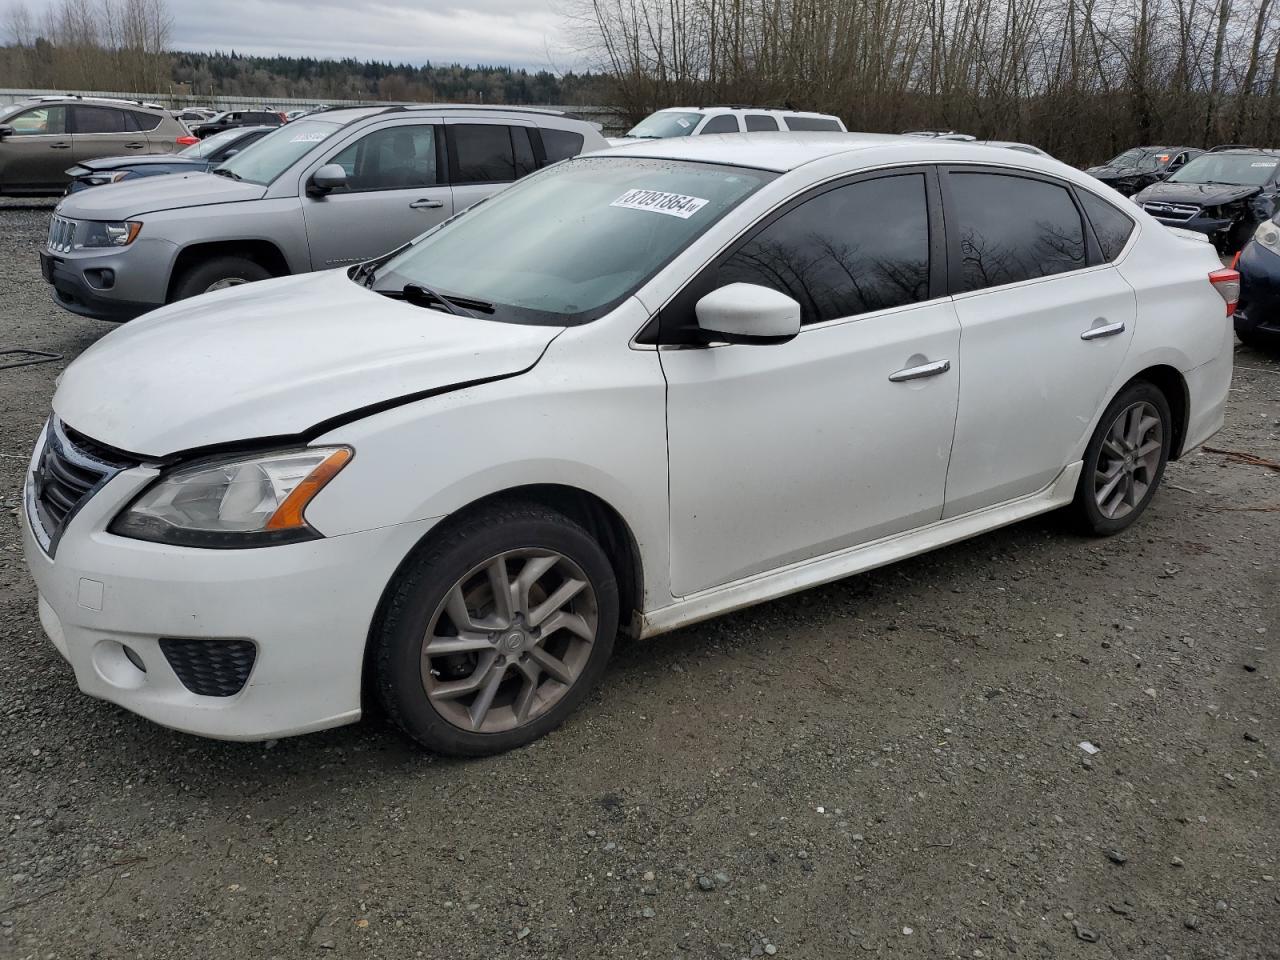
[75,220,142,249]
[110,447,352,547]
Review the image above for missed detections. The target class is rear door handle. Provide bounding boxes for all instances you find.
[888,358,951,382]
[124,141,146,150]
[49,142,71,149]
[409,198,444,209]
[1080,320,1126,341]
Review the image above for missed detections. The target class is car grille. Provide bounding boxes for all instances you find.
[47,215,76,253]
[159,638,257,697]
[1142,201,1200,222]
[27,418,135,554]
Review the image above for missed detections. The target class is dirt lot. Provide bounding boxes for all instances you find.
[0,201,1277,960]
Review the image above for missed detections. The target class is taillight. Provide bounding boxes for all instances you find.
[1209,268,1240,316]
[176,135,199,146]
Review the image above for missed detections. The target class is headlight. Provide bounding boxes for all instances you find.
[110,447,352,547]
[75,220,142,249]
[1254,219,1280,256]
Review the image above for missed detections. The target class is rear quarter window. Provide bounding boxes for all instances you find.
[783,116,842,131]
[1078,190,1136,262]
[540,128,585,164]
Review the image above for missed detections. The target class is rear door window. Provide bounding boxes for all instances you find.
[945,171,1086,292]
[783,115,841,131]
[540,128,585,164]
[745,114,779,131]
[450,124,518,183]
[512,126,537,177]
[71,106,128,134]
[709,173,932,324]
[1078,190,1136,262]
[700,115,740,134]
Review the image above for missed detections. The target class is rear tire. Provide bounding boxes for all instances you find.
[373,501,618,756]
[171,255,270,302]
[1070,381,1173,536]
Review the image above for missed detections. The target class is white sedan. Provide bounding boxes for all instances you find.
[23,134,1235,755]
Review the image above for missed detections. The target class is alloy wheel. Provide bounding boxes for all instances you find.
[205,277,248,292]
[419,549,598,734]
[1092,400,1163,520]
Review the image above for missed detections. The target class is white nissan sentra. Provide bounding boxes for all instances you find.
[23,135,1235,755]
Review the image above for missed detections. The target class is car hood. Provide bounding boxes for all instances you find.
[73,155,206,173]
[55,171,266,218]
[1134,181,1261,206]
[53,270,561,458]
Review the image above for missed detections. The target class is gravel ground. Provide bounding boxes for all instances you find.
[0,202,1278,960]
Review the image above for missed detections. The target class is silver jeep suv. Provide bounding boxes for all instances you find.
[40,105,607,321]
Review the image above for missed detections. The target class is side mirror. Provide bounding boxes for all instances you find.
[0,124,14,139]
[307,163,347,196]
[694,283,801,344]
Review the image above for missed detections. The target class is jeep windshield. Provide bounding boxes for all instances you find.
[367,156,774,326]
[212,119,340,185]
[1168,153,1279,186]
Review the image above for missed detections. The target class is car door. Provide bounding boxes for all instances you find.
[445,119,537,213]
[301,120,452,269]
[0,105,71,190]
[938,167,1137,518]
[70,106,146,164]
[660,169,962,596]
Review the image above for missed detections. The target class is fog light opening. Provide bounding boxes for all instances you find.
[122,644,147,673]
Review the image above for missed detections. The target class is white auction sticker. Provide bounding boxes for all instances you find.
[1251,161,1277,167]
[290,131,327,143]
[611,188,709,219]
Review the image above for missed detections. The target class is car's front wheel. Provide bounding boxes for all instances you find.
[171,255,271,301]
[1071,381,1173,535]
[373,501,619,756]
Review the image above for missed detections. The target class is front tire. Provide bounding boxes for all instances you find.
[171,255,270,302]
[1070,381,1172,535]
[373,501,619,756]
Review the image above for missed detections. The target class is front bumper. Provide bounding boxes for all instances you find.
[1147,213,1235,241]
[40,235,175,322]
[1236,241,1280,344]
[21,455,438,741]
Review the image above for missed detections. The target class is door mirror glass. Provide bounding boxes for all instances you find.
[695,283,801,344]
[309,163,348,195]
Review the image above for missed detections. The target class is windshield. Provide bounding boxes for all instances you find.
[212,120,339,185]
[370,156,774,325]
[1107,148,1160,171]
[180,127,248,158]
[625,111,703,139]
[1168,153,1279,186]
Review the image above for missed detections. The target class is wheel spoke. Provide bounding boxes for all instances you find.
[1125,405,1143,447]
[1123,469,1138,506]
[529,578,587,627]
[429,650,499,701]
[512,661,541,723]
[445,584,480,633]
[467,662,508,729]
[485,555,514,628]
[1102,438,1126,460]
[528,646,575,685]
[1096,469,1125,505]
[515,555,558,616]
[1137,439,1162,458]
[538,609,595,642]
[424,633,492,656]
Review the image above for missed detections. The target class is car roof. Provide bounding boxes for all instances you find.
[599,131,1056,172]
[19,94,166,111]
[654,105,840,119]
[1214,147,1280,155]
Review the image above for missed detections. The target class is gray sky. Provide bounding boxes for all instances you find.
[34,0,584,71]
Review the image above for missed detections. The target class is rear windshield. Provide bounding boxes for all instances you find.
[1168,153,1279,186]
[212,120,339,185]
[625,112,703,139]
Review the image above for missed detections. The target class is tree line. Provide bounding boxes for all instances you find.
[578,0,1280,163]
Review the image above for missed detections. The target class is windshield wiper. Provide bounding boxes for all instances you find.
[397,283,493,317]
[211,167,242,180]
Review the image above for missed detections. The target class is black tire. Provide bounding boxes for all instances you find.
[373,501,618,756]
[1070,380,1173,536]
[171,255,271,302]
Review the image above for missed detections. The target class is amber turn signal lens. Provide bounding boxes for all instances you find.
[264,448,353,530]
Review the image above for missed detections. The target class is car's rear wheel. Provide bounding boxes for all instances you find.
[373,501,618,756]
[1071,381,1172,535]
[171,256,270,301]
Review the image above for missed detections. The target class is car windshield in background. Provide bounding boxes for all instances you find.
[1168,153,1279,186]
[371,156,774,325]
[180,128,245,158]
[625,112,704,138]
[212,120,339,185]
[1108,149,1159,171]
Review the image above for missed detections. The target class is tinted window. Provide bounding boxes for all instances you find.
[947,172,1085,292]
[512,126,537,177]
[8,105,65,135]
[331,125,439,190]
[128,110,161,131]
[247,112,280,123]
[712,174,931,324]
[700,115,740,134]
[541,128,584,163]
[783,115,841,131]
[745,114,779,131]
[72,106,128,134]
[1079,190,1136,262]
[452,124,516,183]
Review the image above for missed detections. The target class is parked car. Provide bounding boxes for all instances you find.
[1133,148,1280,252]
[903,130,977,140]
[172,108,217,126]
[22,135,1234,754]
[64,126,275,193]
[1232,216,1280,349]
[974,140,1050,157]
[609,106,845,145]
[284,109,312,122]
[189,110,284,138]
[0,96,196,196]
[1085,146,1201,196]
[40,105,607,320]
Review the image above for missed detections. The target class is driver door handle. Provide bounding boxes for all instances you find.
[1080,320,1126,341]
[888,358,951,382]
[49,142,71,149]
[409,198,444,209]
[124,141,146,149]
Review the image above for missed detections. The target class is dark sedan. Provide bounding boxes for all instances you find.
[63,126,274,193]
[188,110,283,139]
[1086,146,1201,196]
[1132,149,1280,254]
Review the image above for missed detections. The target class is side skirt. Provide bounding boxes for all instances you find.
[640,462,1083,639]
